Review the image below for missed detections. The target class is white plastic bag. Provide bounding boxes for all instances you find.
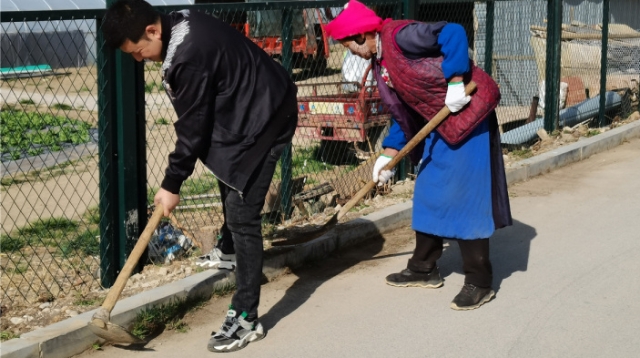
[341,51,375,93]
[539,80,568,110]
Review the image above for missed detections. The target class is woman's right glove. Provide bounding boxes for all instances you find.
[372,154,396,186]
[445,82,471,113]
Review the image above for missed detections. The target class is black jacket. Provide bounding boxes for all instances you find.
[159,10,296,194]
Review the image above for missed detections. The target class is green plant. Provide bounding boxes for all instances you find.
[51,103,73,111]
[130,295,211,340]
[5,265,29,275]
[16,217,78,247]
[19,98,35,105]
[92,343,103,350]
[510,148,534,159]
[144,82,163,93]
[73,292,103,306]
[586,129,601,137]
[0,331,20,341]
[155,117,170,125]
[0,234,27,251]
[61,228,100,256]
[0,110,92,159]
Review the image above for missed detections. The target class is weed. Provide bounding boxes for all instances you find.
[130,295,211,340]
[5,264,29,274]
[0,234,27,251]
[73,292,102,306]
[511,148,534,159]
[61,228,100,256]
[144,82,163,93]
[0,331,20,341]
[92,343,103,350]
[155,117,170,125]
[52,103,73,111]
[19,99,35,105]
[586,129,600,137]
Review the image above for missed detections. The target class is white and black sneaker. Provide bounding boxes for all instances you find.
[207,306,265,353]
[195,247,236,270]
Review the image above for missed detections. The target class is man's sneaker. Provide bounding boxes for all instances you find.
[385,266,444,288]
[450,283,495,311]
[195,247,236,269]
[207,307,265,353]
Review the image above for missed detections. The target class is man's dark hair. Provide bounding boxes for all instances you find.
[102,0,160,48]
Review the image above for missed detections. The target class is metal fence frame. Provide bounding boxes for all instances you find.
[1,0,637,305]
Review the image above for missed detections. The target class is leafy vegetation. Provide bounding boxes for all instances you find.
[1,331,20,341]
[0,110,92,160]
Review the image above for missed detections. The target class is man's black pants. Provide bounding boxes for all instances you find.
[216,97,297,321]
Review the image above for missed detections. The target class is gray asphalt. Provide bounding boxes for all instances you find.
[80,138,640,358]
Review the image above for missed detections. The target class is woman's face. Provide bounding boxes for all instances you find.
[340,33,377,60]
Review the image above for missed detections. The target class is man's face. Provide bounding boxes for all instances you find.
[120,23,163,62]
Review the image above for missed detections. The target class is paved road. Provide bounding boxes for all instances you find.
[78,138,640,358]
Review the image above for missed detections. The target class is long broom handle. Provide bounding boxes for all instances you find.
[336,81,478,220]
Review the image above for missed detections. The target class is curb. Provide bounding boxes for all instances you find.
[3,120,640,358]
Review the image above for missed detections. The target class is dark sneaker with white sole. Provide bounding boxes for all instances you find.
[450,283,495,310]
[195,247,236,270]
[385,266,444,288]
[208,306,265,353]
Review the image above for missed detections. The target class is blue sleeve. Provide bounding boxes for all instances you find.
[381,120,407,151]
[437,23,470,79]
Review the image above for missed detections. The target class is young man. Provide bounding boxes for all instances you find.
[325,0,512,310]
[103,0,298,352]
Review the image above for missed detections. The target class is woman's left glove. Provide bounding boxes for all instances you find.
[372,154,395,186]
[445,82,471,113]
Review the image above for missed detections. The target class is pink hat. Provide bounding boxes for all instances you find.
[324,0,384,40]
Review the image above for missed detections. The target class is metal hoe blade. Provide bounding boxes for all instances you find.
[88,318,144,345]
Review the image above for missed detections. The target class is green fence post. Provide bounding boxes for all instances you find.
[544,0,563,133]
[598,0,610,127]
[403,0,416,20]
[97,17,119,287]
[484,1,495,76]
[280,8,294,219]
[98,1,148,287]
[114,52,147,275]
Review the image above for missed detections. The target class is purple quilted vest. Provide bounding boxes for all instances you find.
[380,20,501,145]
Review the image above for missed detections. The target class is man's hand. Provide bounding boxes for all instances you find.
[445,82,471,113]
[154,188,180,217]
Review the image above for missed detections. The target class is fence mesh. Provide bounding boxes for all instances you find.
[1,0,639,310]
[1,16,102,304]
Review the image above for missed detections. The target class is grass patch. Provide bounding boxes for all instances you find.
[586,129,601,137]
[1,331,20,341]
[19,99,35,105]
[61,228,100,256]
[144,82,163,93]
[510,148,534,160]
[73,292,103,306]
[130,295,208,339]
[274,146,335,180]
[155,117,170,125]
[51,103,73,111]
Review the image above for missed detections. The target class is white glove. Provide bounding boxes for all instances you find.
[445,82,471,113]
[372,155,396,186]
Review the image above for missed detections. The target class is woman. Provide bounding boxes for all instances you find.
[325,0,512,310]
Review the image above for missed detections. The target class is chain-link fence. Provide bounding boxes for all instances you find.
[2,0,639,308]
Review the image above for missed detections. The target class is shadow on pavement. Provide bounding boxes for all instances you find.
[260,229,386,331]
